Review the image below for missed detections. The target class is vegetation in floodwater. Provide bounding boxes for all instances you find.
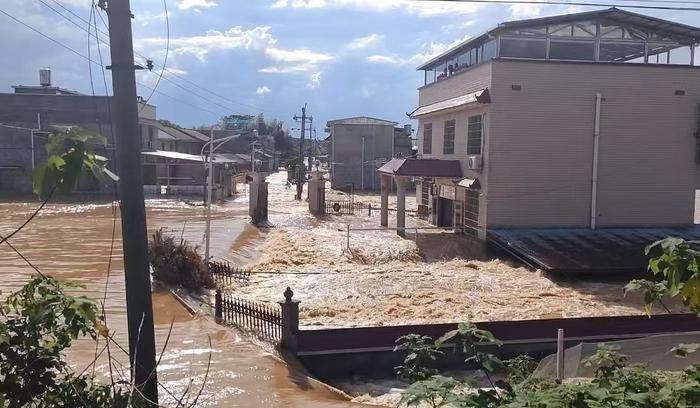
[0,276,130,407]
[148,229,215,290]
[396,237,700,407]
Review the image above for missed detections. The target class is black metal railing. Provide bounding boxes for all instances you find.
[208,260,250,285]
[325,200,418,217]
[215,290,282,344]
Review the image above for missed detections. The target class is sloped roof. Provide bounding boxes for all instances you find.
[377,158,462,178]
[411,89,490,118]
[327,116,398,127]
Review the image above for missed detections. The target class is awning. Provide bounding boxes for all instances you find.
[377,158,462,178]
[410,88,490,119]
[142,150,202,162]
[457,177,481,189]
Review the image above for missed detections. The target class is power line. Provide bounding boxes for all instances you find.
[0,7,226,118]
[42,0,265,114]
[138,0,170,112]
[423,0,700,11]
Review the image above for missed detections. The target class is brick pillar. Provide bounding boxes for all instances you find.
[278,287,300,352]
[249,172,268,225]
[396,177,409,237]
[307,171,326,215]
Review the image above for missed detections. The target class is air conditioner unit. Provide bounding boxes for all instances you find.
[467,155,482,170]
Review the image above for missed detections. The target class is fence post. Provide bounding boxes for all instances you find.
[556,328,565,380]
[368,204,371,216]
[346,224,350,250]
[278,287,300,352]
[215,289,223,320]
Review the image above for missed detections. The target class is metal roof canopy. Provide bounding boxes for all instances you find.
[489,227,700,273]
[327,116,399,126]
[417,7,700,71]
[411,89,490,118]
[377,158,462,178]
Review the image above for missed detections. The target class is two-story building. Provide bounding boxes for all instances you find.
[377,8,700,271]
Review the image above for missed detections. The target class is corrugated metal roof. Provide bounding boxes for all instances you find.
[377,158,462,178]
[489,227,700,273]
[411,89,490,118]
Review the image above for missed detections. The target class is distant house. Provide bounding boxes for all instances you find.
[377,8,700,240]
[327,116,413,191]
[0,68,157,194]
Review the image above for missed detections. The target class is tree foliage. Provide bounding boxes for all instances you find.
[32,127,118,198]
[0,276,128,407]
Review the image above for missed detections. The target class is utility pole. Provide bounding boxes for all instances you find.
[293,105,312,200]
[104,0,159,403]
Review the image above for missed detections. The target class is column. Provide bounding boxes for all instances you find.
[249,172,269,225]
[307,171,325,215]
[396,177,409,237]
[380,174,389,227]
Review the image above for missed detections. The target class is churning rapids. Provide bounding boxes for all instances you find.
[0,171,674,406]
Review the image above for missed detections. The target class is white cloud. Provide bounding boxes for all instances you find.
[509,1,546,19]
[176,0,217,10]
[308,72,322,89]
[270,0,478,17]
[256,86,272,96]
[366,36,470,67]
[347,33,383,49]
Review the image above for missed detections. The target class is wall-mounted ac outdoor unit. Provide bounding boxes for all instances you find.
[467,155,482,170]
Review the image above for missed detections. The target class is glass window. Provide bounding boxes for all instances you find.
[499,38,547,59]
[443,120,455,155]
[423,123,432,155]
[601,22,624,38]
[573,21,596,37]
[550,24,573,36]
[467,115,482,155]
[549,40,595,61]
[599,41,645,62]
[482,40,496,61]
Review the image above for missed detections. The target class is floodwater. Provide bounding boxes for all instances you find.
[0,194,359,406]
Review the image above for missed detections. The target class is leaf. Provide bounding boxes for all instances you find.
[436,329,459,348]
[679,277,700,312]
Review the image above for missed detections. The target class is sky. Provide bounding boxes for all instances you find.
[0,0,698,135]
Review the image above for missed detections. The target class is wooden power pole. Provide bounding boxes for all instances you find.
[104,0,159,403]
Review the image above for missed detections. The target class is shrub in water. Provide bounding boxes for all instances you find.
[148,229,215,290]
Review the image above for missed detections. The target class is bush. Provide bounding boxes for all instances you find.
[148,229,215,290]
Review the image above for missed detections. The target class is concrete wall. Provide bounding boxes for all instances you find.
[418,62,492,106]
[487,60,700,228]
[331,123,394,190]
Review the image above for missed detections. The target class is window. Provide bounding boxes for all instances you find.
[464,189,479,236]
[599,41,645,62]
[499,38,547,59]
[549,40,595,61]
[423,123,432,155]
[467,115,483,155]
[482,40,496,61]
[443,120,455,155]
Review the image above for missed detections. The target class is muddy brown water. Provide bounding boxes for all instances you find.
[0,198,359,407]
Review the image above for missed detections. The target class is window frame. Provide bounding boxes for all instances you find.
[467,115,483,156]
[423,123,433,155]
[443,120,456,155]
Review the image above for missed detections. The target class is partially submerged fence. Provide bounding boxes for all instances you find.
[208,260,250,285]
[215,290,282,343]
[325,200,418,217]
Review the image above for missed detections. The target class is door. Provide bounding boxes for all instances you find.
[438,198,454,228]
[453,202,463,233]
[464,189,479,237]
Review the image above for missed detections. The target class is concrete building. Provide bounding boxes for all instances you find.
[0,69,157,194]
[377,8,700,246]
[327,116,413,191]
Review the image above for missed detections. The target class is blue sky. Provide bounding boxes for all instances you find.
[0,0,698,134]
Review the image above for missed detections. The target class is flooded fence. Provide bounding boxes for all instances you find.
[262,289,700,379]
[208,260,251,285]
[214,290,282,343]
[324,200,418,217]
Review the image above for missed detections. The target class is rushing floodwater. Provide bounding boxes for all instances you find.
[0,195,358,407]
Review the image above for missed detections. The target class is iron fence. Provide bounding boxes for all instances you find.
[325,200,418,217]
[215,290,282,343]
[208,260,250,285]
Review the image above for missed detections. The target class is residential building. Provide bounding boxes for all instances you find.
[0,69,157,194]
[327,116,413,190]
[377,8,700,242]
